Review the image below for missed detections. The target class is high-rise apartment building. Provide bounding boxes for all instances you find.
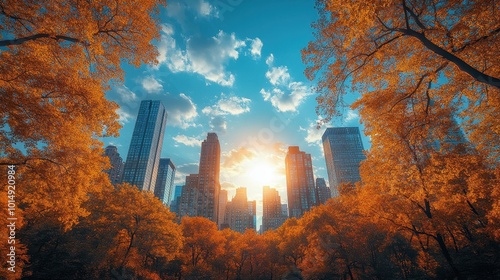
[104,145,124,185]
[197,133,221,222]
[285,146,317,218]
[178,133,221,223]
[122,100,167,192]
[322,127,365,197]
[154,158,176,206]
[262,186,287,232]
[316,178,331,204]
[224,188,256,233]
[218,189,228,228]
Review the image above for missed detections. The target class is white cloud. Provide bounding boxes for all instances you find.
[114,85,137,103]
[260,89,271,101]
[217,95,251,115]
[201,94,251,133]
[156,24,190,71]
[304,119,326,144]
[261,82,312,112]
[249,38,263,59]
[265,54,274,66]
[261,54,313,112]
[116,108,133,124]
[141,76,163,93]
[265,66,290,86]
[172,134,202,147]
[345,109,359,122]
[197,0,213,16]
[163,93,198,129]
[156,26,261,87]
[186,31,245,86]
[209,115,227,134]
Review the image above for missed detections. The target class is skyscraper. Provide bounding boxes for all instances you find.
[262,186,287,232]
[154,158,176,206]
[122,100,167,192]
[197,133,221,222]
[316,178,331,204]
[322,127,365,197]
[170,185,183,215]
[285,146,317,218]
[104,145,124,186]
[218,189,228,228]
[224,188,256,233]
[178,133,221,223]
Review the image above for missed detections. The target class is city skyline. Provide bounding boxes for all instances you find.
[102,0,371,223]
[112,111,364,230]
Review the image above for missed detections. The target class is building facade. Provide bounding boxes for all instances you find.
[178,133,221,223]
[122,100,167,192]
[154,158,176,206]
[224,188,256,233]
[262,186,288,232]
[104,145,124,186]
[285,146,317,218]
[316,178,331,204]
[322,127,365,197]
[218,189,228,228]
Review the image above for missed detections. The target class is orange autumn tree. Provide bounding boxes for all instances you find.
[18,183,182,279]
[303,0,500,278]
[180,216,226,278]
[0,0,166,229]
[302,0,500,160]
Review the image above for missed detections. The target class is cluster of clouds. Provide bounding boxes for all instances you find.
[201,94,252,133]
[260,54,313,113]
[157,24,262,87]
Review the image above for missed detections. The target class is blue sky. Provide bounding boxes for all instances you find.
[104,0,369,223]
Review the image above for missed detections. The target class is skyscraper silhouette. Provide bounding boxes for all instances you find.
[262,186,287,232]
[104,145,124,186]
[322,127,365,197]
[122,100,167,192]
[285,146,317,218]
[316,178,331,204]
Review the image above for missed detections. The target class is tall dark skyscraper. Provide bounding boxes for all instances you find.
[315,178,331,204]
[178,133,221,223]
[122,100,167,192]
[104,145,124,186]
[322,127,365,197]
[285,146,317,218]
[154,158,176,206]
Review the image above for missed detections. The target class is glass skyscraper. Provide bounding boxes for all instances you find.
[322,127,365,197]
[154,158,176,205]
[122,100,167,192]
[285,146,317,218]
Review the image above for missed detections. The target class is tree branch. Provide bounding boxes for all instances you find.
[0,33,89,47]
[397,28,500,89]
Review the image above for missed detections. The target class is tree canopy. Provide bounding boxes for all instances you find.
[303,0,500,160]
[0,0,166,227]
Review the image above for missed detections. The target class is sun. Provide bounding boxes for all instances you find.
[247,161,279,187]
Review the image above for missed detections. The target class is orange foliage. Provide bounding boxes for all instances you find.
[0,0,166,229]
